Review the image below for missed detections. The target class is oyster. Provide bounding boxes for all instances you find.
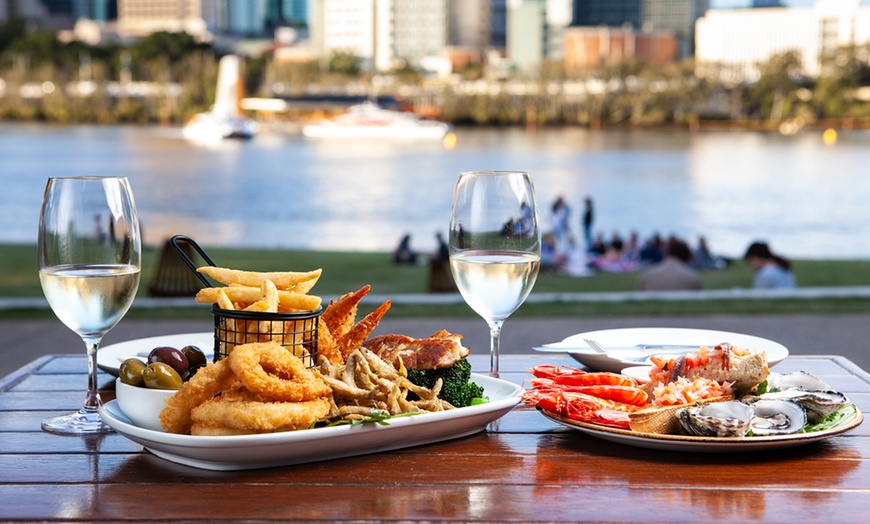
[677,401,755,437]
[748,400,806,435]
[753,389,849,422]
[767,371,833,392]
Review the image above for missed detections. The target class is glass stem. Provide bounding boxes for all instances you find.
[486,319,504,378]
[82,336,103,413]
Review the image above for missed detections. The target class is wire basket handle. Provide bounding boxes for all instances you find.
[169,235,218,288]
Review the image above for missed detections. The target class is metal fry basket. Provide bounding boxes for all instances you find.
[169,235,321,368]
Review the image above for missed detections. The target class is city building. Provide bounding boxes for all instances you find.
[448,0,490,49]
[695,0,870,82]
[506,0,572,72]
[117,0,211,41]
[563,26,678,73]
[266,0,307,27]
[0,0,116,27]
[309,0,449,73]
[572,0,709,59]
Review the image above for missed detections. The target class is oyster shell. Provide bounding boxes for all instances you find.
[751,389,849,422]
[677,401,755,437]
[767,371,833,392]
[749,399,807,435]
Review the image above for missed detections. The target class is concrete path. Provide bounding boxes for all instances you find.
[3,313,868,379]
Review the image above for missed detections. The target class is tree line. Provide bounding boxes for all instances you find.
[2,19,870,128]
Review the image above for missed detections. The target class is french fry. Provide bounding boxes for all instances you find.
[197,266,322,291]
[216,289,235,311]
[195,286,322,311]
[261,280,279,312]
[243,300,271,313]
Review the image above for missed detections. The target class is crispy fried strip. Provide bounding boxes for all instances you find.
[197,266,322,290]
[159,358,235,434]
[196,286,322,312]
[191,397,331,432]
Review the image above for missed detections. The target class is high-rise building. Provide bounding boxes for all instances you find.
[572,0,709,59]
[310,0,448,72]
[448,0,490,48]
[0,0,116,27]
[696,0,870,81]
[266,0,308,27]
[507,0,572,72]
[491,0,506,48]
[117,0,211,40]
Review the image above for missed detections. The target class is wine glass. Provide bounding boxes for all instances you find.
[448,171,541,378]
[38,177,141,434]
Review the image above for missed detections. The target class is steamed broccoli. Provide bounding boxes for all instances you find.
[406,358,485,407]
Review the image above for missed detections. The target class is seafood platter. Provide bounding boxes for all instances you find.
[524,342,863,452]
[100,264,522,470]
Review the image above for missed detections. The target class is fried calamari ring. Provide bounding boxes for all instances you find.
[190,396,331,432]
[159,358,235,434]
[228,341,331,402]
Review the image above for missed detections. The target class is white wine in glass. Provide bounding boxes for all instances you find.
[449,171,541,377]
[38,177,141,434]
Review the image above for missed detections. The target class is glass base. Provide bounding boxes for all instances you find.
[42,409,114,435]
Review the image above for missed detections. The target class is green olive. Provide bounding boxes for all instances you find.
[119,358,147,386]
[181,345,208,369]
[142,362,183,390]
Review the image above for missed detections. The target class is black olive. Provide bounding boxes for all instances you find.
[148,346,189,377]
[181,345,207,369]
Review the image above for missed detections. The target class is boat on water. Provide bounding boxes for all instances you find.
[183,55,259,142]
[301,102,451,140]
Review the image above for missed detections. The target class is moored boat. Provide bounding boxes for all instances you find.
[301,102,450,140]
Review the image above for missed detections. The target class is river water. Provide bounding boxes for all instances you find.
[1,122,867,260]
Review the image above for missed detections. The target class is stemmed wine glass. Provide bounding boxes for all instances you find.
[449,171,541,378]
[38,177,141,434]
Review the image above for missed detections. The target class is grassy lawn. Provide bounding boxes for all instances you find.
[4,243,870,319]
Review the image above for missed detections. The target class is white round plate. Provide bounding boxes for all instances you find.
[533,327,789,373]
[620,366,652,384]
[97,332,214,376]
[100,373,522,471]
[540,407,863,453]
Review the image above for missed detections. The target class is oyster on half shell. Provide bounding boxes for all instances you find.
[677,401,755,437]
[766,371,833,392]
[751,389,849,422]
[748,399,807,435]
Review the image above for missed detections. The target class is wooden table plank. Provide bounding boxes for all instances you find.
[1,353,868,523]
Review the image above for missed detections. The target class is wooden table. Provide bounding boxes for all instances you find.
[1,352,869,522]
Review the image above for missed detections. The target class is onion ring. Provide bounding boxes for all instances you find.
[159,358,235,434]
[229,341,331,402]
[190,396,331,432]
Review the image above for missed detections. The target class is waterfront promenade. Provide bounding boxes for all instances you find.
[3,309,868,379]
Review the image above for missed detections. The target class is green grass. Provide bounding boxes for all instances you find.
[4,243,870,319]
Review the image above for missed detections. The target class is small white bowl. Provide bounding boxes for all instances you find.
[114,378,178,432]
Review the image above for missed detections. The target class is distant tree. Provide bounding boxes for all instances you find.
[130,31,204,64]
[0,19,28,54]
[747,50,803,120]
[329,51,360,76]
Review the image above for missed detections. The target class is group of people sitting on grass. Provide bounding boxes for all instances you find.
[543,229,795,291]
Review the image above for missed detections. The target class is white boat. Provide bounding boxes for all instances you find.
[301,102,451,140]
[183,55,259,142]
